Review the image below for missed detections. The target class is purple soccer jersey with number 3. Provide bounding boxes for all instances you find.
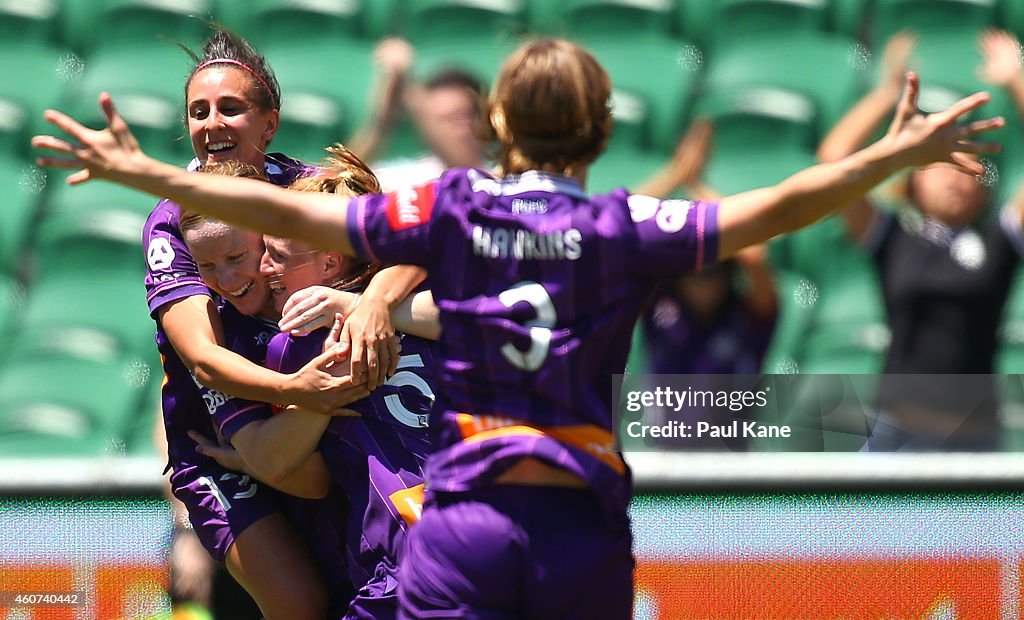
[345,168,719,519]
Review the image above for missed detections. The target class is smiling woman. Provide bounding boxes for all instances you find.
[139,28,356,620]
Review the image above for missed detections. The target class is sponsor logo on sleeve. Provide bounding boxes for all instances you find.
[627,195,693,233]
[147,237,175,271]
[385,183,436,231]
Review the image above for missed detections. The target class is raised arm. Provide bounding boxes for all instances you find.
[634,119,719,200]
[978,29,1024,221]
[816,31,916,240]
[717,73,1002,259]
[33,94,357,254]
[346,38,415,163]
[817,31,916,163]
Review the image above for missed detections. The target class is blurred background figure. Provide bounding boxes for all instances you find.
[815,29,1024,451]
[349,37,488,191]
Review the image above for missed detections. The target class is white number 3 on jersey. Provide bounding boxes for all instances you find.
[499,281,556,372]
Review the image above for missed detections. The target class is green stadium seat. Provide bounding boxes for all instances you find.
[401,0,524,44]
[0,275,26,343]
[43,179,158,219]
[59,45,193,165]
[579,35,701,153]
[95,0,211,52]
[0,43,67,158]
[870,0,996,46]
[676,0,715,48]
[61,0,210,54]
[830,0,870,38]
[694,87,819,156]
[13,278,156,363]
[587,144,666,195]
[759,269,816,374]
[0,156,43,277]
[701,32,868,141]
[549,0,675,38]
[0,350,154,456]
[243,0,363,48]
[771,217,889,374]
[1004,0,1024,40]
[413,36,518,89]
[266,39,376,155]
[30,206,148,284]
[0,0,59,48]
[704,148,817,195]
[362,0,403,38]
[37,179,154,284]
[272,92,347,165]
[704,0,830,52]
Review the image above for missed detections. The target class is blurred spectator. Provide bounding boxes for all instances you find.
[633,122,777,450]
[349,38,488,191]
[817,30,1024,451]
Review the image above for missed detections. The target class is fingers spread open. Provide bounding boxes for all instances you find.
[936,91,992,125]
[43,109,89,141]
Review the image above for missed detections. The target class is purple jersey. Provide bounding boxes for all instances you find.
[158,302,278,471]
[346,168,719,518]
[189,304,352,611]
[145,153,313,468]
[266,330,435,591]
[162,304,283,564]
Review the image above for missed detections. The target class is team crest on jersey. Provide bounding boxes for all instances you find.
[147,237,175,270]
[386,183,435,231]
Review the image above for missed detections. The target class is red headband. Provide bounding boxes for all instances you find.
[194,59,277,108]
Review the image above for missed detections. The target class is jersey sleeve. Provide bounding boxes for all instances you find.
[144,199,211,317]
[625,195,721,278]
[345,181,438,266]
[201,385,274,441]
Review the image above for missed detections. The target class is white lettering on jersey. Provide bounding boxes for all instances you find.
[147,237,175,271]
[472,226,583,261]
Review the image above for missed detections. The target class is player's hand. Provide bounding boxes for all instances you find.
[280,286,360,336]
[978,29,1023,88]
[884,72,1003,175]
[32,93,151,185]
[284,347,370,414]
[341,291,401,390]
[189,431,249,474]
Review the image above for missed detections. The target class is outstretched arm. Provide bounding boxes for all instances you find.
[718,73,1001,259]
[816,31,916,240]
[33,94,358,255]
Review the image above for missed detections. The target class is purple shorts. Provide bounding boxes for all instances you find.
[171,463,282,563]
[398,485,634,620]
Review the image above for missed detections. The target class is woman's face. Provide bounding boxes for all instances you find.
[261,236,344,315]
[910,163,989,227]
[185,222,275,318]
[186,66,279,167]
